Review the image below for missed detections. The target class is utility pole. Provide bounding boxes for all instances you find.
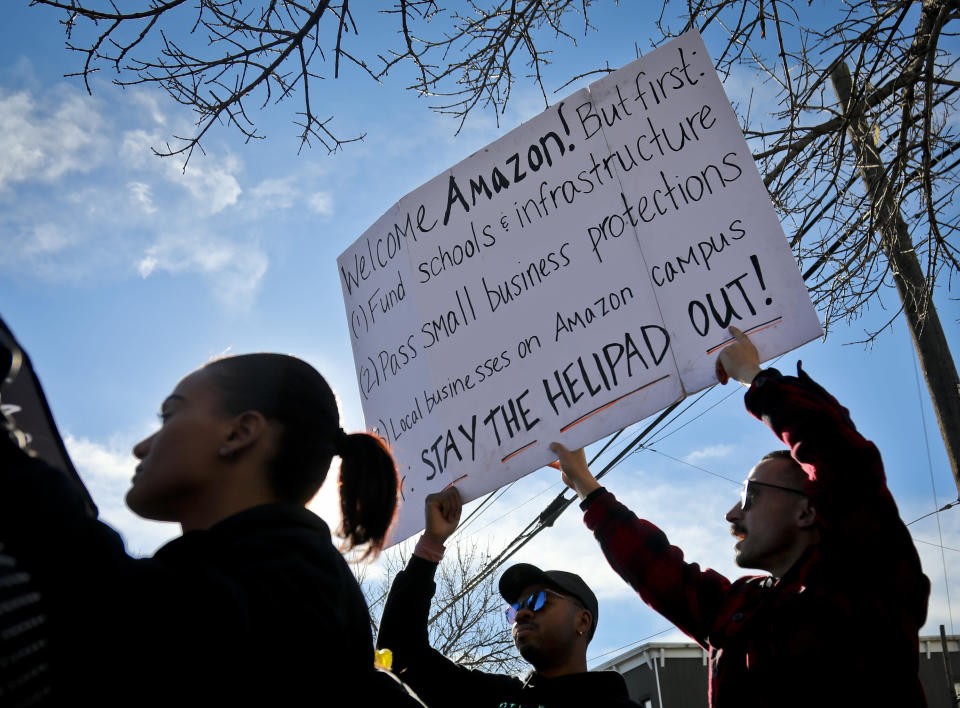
[940,626,958,706]
[831,61,960,497]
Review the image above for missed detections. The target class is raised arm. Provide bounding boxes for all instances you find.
[716,326,887,531]
[377,487,520,703]
[378,487,462,669]
[550,443,733,646]
[743,360,925,567]
[720,327,927,621]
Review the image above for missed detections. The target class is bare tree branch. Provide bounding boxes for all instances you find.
[30,0,960,343]
[660,0,960,343]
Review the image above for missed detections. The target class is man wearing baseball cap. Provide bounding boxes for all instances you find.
[378,487,640,707]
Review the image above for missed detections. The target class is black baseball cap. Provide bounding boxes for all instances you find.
[499,563,598,638]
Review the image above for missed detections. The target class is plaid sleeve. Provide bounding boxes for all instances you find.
[745,365,894,535]
[584,490,733,646]
[744,365,929,619]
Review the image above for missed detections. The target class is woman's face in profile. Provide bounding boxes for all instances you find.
[127,369,232,523]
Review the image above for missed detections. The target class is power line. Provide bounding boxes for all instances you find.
[641,447,742,486]
[912,538,960,554]
[913,351,954,632]
[453,483,516,538]
[588,627,676,664]
[452,382,748,561]
[448,356,786,560]
[640,386,719,446]
[459,482,563,539]
[426,403,681,623]
[458,411,668,542]
[906,499,960,527]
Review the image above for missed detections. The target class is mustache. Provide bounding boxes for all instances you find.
[730,524,746,537]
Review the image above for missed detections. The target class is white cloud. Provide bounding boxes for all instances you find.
[0,221,92,279]
[175,156,243,214]
[250,177,297,211]
[245,178,335,217]
[136,230,268,307]
[0,77,262,304]
[308,191,334,216]
[121,127,243,215]
[0,87,107,190]
[120,127,161,168]
[66,434,138,481]
[64,434,178,557]
[128,181,157,213]
[18,223,76,257]
[128,89,168,126]
[0,74,348,307]
[683,444,735,464]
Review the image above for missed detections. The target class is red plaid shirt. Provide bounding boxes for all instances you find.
[583,366,929,707]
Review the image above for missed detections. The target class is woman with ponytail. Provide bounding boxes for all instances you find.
[0,353,419,705]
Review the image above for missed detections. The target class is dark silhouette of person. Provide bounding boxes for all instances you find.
[0,353,420,706]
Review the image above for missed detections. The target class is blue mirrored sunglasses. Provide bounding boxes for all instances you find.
[505,588,564,624]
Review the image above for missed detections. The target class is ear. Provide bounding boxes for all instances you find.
[796,498,817,529]
[219,410,270,460]
[574,608,592,640]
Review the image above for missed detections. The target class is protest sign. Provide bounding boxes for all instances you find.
[338,30,822,543]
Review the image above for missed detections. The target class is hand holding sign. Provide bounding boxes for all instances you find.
[549,443,599,501]
[715,326,763,386]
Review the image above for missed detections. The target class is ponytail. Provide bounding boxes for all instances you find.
[337,432,399,558]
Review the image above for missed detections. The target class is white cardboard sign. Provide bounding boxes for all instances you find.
[338,30,821,543]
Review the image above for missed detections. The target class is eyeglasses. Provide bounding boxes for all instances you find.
[505,588,565,624]
[739,480,805,511]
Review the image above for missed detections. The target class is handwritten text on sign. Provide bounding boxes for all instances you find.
[338,31,821,543]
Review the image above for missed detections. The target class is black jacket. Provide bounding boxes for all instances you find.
[0,436,418,706]
[378,554,639,708]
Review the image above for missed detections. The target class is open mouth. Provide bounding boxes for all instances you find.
[731,527,746,548]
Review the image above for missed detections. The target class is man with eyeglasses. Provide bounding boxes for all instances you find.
[552,326,930,707]
[377,487,640,707]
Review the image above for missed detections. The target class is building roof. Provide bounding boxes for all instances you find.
[593,635,960,674]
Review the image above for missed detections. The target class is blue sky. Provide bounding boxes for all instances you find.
[2,2,959,666]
